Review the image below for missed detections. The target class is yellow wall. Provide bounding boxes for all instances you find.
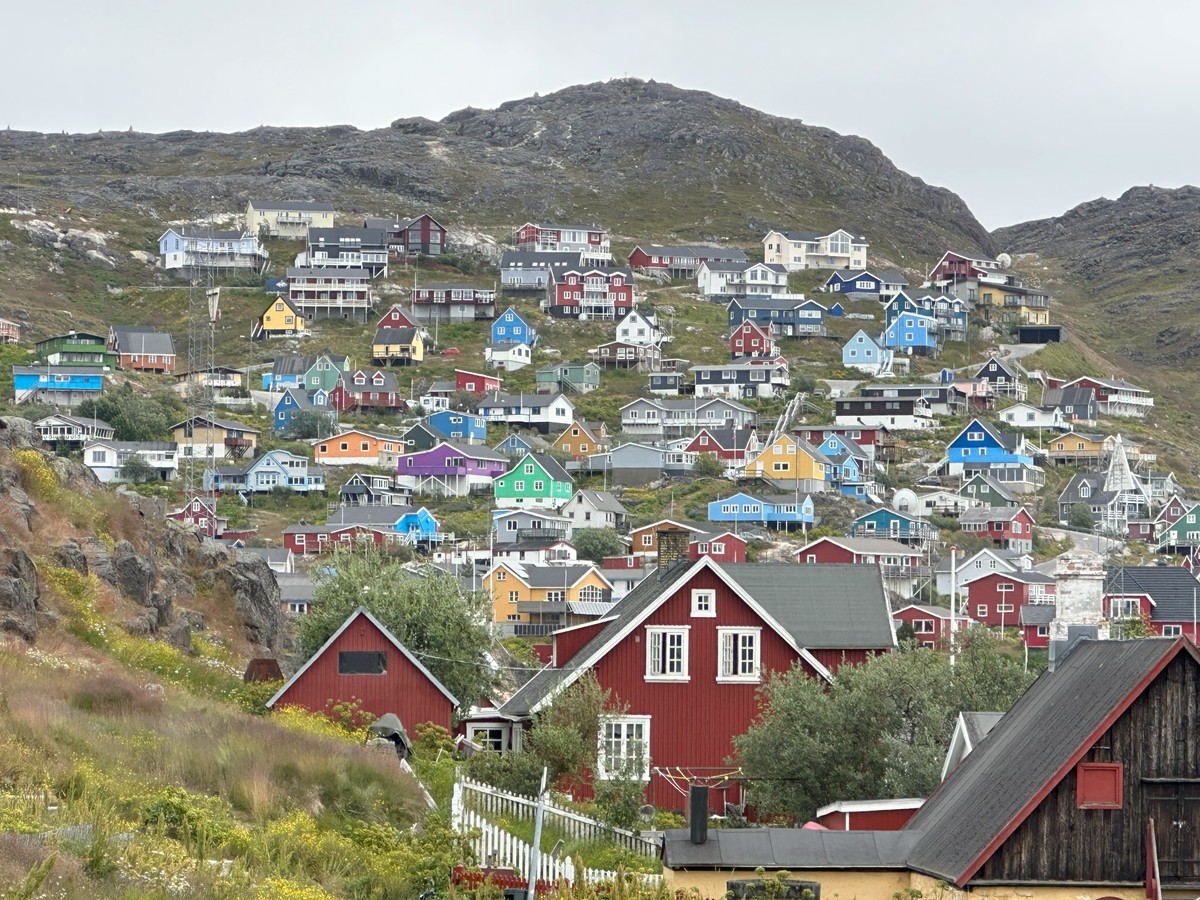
[664,866,1146,900]
[172,423,258,453]
[246,203,334,237]
[744,436,823,481]
[372,332,425,363]
[556,421,601,457]
[485,565,610,624]
[1050,433,1103,456]
[261,301,306,333]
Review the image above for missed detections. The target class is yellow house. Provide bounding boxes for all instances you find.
[245,200,336,240]
[743,434,827,485]
[484,561,612,630]
[554,419,608,460]
[170,415,260,461]
[371,327,425,366]
[253,298,307,340]
[1047,430,1105,465]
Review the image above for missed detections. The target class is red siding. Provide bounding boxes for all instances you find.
[584,568,821,811]
[628,248,658,270]
[377,306,417,329]
[892,607,952,647]
[809,647,873,676]
[966,573,1027,627]
[273,614,454,730]
[554,620,609,666]
[798,540,856,564]
[689,535,747,563]
[455,370,501,393]
[815,807,920,831]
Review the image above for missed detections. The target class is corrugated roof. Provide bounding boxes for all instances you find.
[663,827,919,870]
[1105,566,1200,622]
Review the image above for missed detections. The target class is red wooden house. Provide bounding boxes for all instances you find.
[892,604,958,647]
[689,530,747,564]
[266,606,458,729]
[796,536,923,600]
[729,321,776,360]
[377,305,419,330]
[454,369,502,395]
[815,798,925,831]
[283,523,393,555]
[682,427,760,465]
[963,570,1055,628]
[330,370,407,413]
[544,267,635,320]
[467,552,896,811]
[1104,565,1200,640]
[166,495,256,542]
[957,506,1035,553]
[1157,494,1191,531]
[1019,603,1054,648]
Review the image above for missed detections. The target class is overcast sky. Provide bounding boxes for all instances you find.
[6,0,1197,229]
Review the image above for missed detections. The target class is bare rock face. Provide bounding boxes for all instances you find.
[0,417,41,451]
[219,552,285,652]
[0,548,41,641]
[54,541,89,575]
[83,537,116,585]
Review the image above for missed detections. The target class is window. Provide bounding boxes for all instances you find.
[1111,597,1141,619]
[1076,762,1123,809]
[579,585,605,602]
[977,605,989,618]
[533,480,545,492]
[546,590,565,603]
[996,603,1015,614]
[508,591,519,603]
[691,589,716,617]
[338,651,387,675]
[468,726,506,753]
[646,627,689,680]
[514,481,525,492]
[641,534,654,548]
[1163,625,1183,637]
[718,628,761,682]
[912,619,935,634]
[495,570,506,582]
[598,717,650,780]
[1036,625,1050,637]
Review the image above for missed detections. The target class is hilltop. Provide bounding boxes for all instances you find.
[0,79,990,261]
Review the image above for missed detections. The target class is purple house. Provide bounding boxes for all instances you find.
[394,440,509,497]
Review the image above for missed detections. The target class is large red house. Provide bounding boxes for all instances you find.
[466,551,896,811]
[627,244,747,279]
[729,321,776,360]
[892,604,959,647]
[544,267,635,320]
[795,536,923,599]
[963,570,1055,628]
[283,523,396,555]
[682,427,760,465]
[688,530,747,564]
[454,369,502,395]
[1104,565,1200,639]
[957,506,1036,553]
[267,606,458,730]
[377,304,419,330]
[329,370,407,413]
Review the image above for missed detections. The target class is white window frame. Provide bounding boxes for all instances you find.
[691,589,716,618]
[645,626,690,682]
[717,627,762,683]
[597,716,650,781]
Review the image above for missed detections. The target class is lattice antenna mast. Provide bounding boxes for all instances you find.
[184,201,220,493]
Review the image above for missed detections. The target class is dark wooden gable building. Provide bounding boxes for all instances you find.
[266,606,458,730]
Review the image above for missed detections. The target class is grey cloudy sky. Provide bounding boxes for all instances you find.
[7,0,1197,229]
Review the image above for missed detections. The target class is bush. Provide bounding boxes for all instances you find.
[68,676,163,717]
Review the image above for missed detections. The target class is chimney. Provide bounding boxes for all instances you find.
[657,528,690,570]
[1049,550,1109,670]
[688,784,709,845]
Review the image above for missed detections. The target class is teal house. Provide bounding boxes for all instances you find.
[493,451,574,510]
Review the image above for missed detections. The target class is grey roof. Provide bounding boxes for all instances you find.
[527,221,604,232]
[1105,565,1200,621]
[958,473,1017,502]
[499,562,895,718]
[308,226,387,245]
[240,547,291,565]
[573,490,628,515]
[960,711,1004,746]
[500,250,582,268]
[341,371,401,393]
[480,392,571,411]
[172,414,260,434]
[517,451,573,483]
[109,327,175,356]
[326,505,415,526]
[271,353,348,376]
[904,638,1182,884]
[170,226,248,241]
[287,267,370,279]
[566,600,616,617]
[636,244,749,260]
[549,266,634,282]
[1058,472,1115,508]
[811,536,915,555]
[729,296,822,310]
[1018,604,1056,626]
[373,327,418,345]
[417,282,494,292]
[85,440,177,453]
[518,563,597,589]
[274,573,317,602]
[279,388,313,410]
[662,827,920,870]
[776,229,822,241]
[957,506,1029,525]
[436,440,508,461]
[250,200,334,212]
[1041,385,1096,409]
[37,413,114,430]
[828,268,909,285]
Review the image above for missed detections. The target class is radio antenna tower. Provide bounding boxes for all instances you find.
[183,203,221,494]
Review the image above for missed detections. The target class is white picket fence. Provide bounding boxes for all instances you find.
[450,778,661,888]
[457,775,660,856]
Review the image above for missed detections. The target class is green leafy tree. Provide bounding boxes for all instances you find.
[693,452,724,477]
[1068,502,1096,532]
[77,386,181,443]
[284,408,337,440]
[735,627,1035,819]
[117,454,156,484]
[572,528,624,564]
[297,549,495,714]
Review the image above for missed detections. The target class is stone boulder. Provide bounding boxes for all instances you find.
[219,554,285,652]
[0,417,40,451]
[54,541,89,576]
[83,537,116,585]
[111,541,154,605]
[0,548,40,640]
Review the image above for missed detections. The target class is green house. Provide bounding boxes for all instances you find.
[493,451,574,510]
[535,361,601,395]
[957,473,1018,509]
[35,332,118,368]
[303,353,351,392]
[1157,504,1200,551]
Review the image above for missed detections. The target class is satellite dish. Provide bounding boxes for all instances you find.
[996,252,1012,268]
[639,804,656,823]
[893,488,918,513]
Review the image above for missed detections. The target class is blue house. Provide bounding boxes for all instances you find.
[824,268,908,299]
[13,366,105,407]
[273,388,315,432]
[203,449,325,494]
[829,302,846,317]
[395,506,441,542]
[882,311,939,355]
[850,507,937,545]
[946,418,1034,471]
[725,297,826,337]
[842,329,894,376]
[707,491,815,530]
[491,308,537,346]
[886,292,967,341]
[493,432,551,457]
[426,410,487,444]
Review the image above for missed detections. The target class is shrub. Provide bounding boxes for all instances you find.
[68,675,163,717]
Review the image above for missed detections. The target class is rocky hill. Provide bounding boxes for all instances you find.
[0,78,991,261]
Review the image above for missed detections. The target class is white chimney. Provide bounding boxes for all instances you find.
[1049,550,1109,669]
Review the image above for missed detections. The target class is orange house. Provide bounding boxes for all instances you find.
[629,519,706,558]
[554,419,609,460]
[312,429,404,468]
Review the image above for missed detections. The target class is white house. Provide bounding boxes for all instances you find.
[476,392,576,434]
[158,227,268,272]
[999,402,1065,431]
[485,343,533,372]
[84,440,179,483]
[614,311,663,347]
[697,261,790,298]
[762,228,868,271]
[559,489,630,532]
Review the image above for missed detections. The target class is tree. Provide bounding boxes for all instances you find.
[118,454,156,484]
[284,408,336,440]
[735,627,1035,819]
[693,452,724,478]
[77,386,181,443]
[296,549,495,714]
[1068,502,1096,532]
[572,528,624,564]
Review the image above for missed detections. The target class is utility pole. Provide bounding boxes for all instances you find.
[949,545,958,668]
